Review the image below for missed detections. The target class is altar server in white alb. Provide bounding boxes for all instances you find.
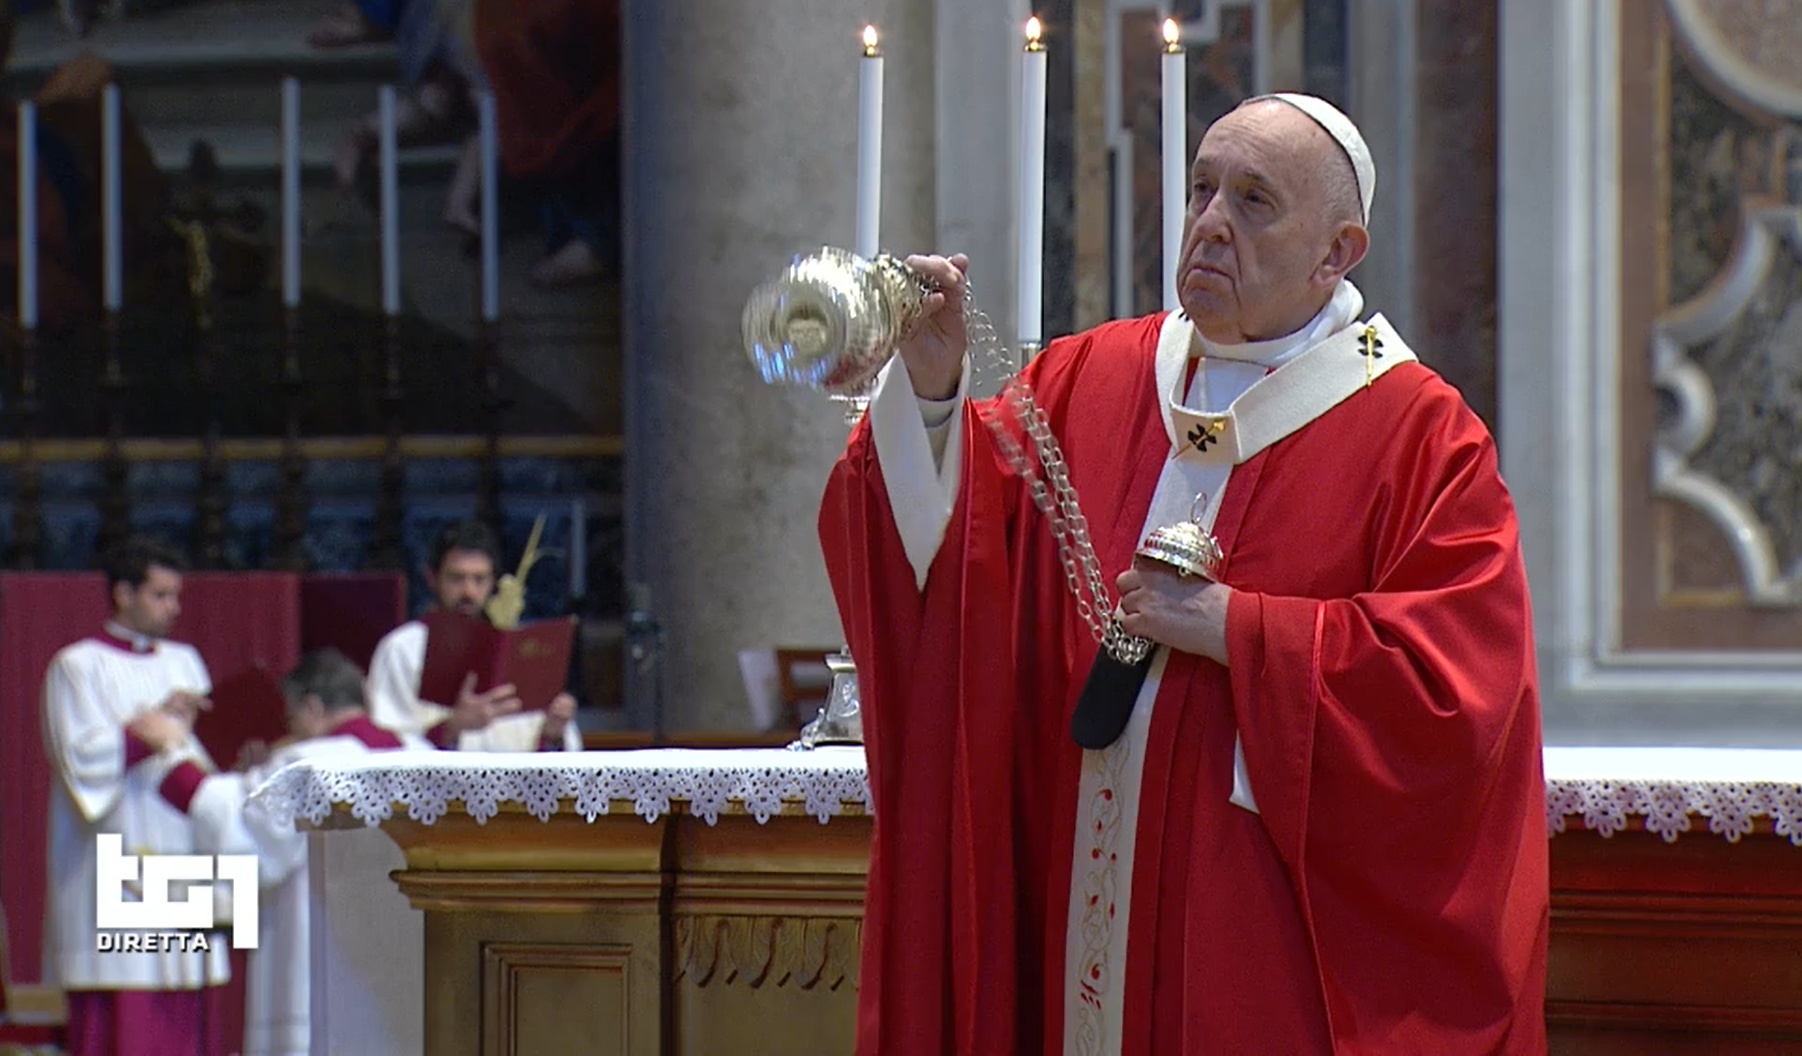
[161,648,426,1056]
[41,537,227,1056]
[366,519,581,751]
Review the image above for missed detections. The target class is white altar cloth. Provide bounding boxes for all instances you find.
[249,746,871,828]
[247,745,1802,846]
[1543,746,1802,844]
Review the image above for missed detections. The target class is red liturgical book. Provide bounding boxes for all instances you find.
[197,663,290,772]
[418,610,576,713]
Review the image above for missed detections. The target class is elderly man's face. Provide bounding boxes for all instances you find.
[1177,102,1359,343]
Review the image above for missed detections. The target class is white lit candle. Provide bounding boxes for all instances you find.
[569,497,587,600]
[1017,16,1047,346]
[1161,18,1186,311]
[282,77,302,309]
[379,85,400,317]
[17,101,37,331]
[102,84,122,312]
[479,90,499,323]
[856,25,883,261]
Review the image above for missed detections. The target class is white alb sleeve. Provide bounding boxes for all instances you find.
[866,356,971,589]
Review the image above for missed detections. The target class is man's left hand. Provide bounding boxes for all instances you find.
[541,693,577,740]
[1117,561,1233,666]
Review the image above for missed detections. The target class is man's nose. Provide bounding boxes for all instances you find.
[1192,196,1231,242]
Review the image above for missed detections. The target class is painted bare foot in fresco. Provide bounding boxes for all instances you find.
[443,134,482,238]
[530,240,605,288]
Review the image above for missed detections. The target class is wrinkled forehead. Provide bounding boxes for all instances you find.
[1194,101,1333,188]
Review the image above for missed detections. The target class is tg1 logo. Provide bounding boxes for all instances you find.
[94,833,259,951]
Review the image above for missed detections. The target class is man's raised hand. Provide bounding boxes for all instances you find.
[898,253,971,401]
[449,671,523,734]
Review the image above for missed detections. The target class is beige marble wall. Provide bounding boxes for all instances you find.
[620,1,937,731]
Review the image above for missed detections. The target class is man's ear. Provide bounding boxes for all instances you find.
[1315,222,1370,286]
[110,580,131,614]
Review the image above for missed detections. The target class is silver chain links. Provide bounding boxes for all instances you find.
[955,284,1151,666]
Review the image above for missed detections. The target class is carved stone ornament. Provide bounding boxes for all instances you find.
[673,915,861,990]
[1652,205,1802,606]
[1666,0,1802,119]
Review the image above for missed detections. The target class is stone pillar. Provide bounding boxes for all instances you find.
[622,2,937,731]
[1347,0,1418,342]
[935,0,1025,346]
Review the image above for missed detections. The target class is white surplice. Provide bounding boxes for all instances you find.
[40,632,230,991]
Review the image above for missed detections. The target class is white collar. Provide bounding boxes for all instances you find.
[102,620,159,653]
[1190,280,1365,367]
[1153,298,1418,466]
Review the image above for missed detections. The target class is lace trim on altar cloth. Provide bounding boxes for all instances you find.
[246,747,871,828]
[1544,747,1802,846]
[243,744,1802,847]
[1546,779,1802,845]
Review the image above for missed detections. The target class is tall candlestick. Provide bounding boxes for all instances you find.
[282,77,302,309]
[569,496,587,600]
[1161,18,1186,312]
[479,90,499,323]
[17,102,37,331]
[379,86,400,317]
[856,25,884,261]
[102,84,122,312]
[1017,16,1047,346]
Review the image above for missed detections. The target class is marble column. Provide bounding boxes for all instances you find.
[1411,0,1498,428]
[622,1,937,731]
[1349,0,1499,429]
[934,0,1025,350]
[1347,0,1418,342]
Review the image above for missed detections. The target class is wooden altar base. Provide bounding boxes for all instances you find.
[1548,820,1802,1054]
[316,798,1802,1055]
[339,804,871,1056]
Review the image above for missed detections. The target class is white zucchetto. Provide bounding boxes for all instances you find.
[1247,92,1375,226]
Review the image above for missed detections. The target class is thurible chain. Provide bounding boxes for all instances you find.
[951,284,1151,666]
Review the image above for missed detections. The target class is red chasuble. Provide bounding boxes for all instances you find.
[818,313,1547,1054]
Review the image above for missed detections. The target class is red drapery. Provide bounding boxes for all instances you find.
[298,574,409,673]
[0,573,109,986]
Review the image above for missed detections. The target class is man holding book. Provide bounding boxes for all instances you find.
[367,519,582,751]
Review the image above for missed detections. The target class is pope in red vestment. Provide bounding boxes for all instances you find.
[816,95,1548,1054]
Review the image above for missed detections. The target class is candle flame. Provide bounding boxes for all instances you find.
[862,24,880,55]
[1162,17,1182,50]
[1025,15,1043,48]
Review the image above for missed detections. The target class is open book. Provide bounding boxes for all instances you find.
[418,610,577,713]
